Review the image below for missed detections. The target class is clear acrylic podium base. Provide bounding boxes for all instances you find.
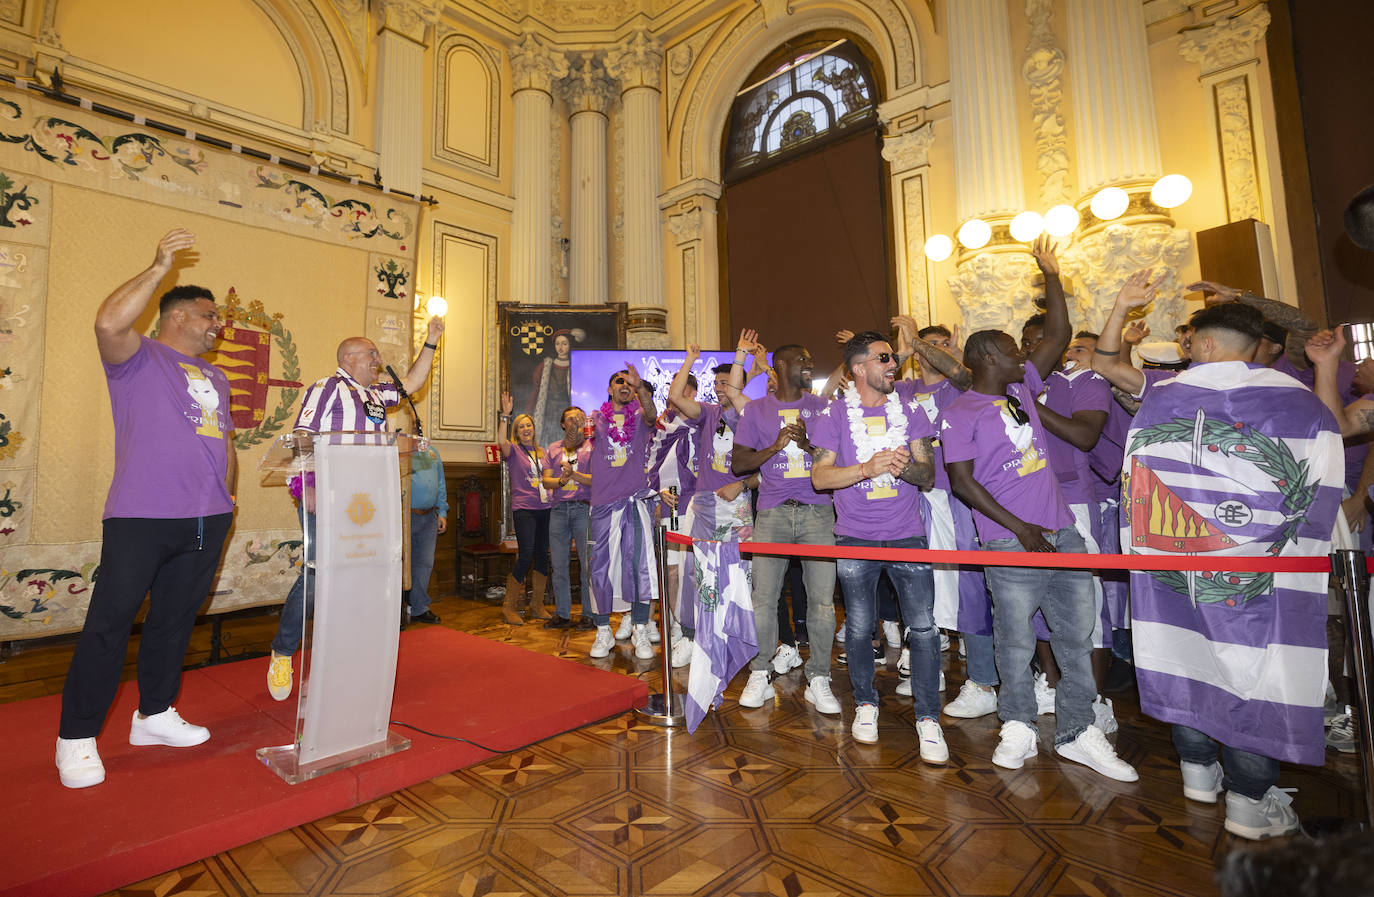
[257,730,411,785]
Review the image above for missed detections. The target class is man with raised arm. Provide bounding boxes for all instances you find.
[585,365,660,659]
[266,316,444,701]
[1094,275,1343,839]
[940,236,1137,783]
[809,331,946,758]
[732,340,841,713]
[57,229,236,789]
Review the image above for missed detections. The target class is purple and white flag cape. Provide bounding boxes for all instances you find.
[684,540,758,733]
[589,495,658,614]
[1123,362,1343,765]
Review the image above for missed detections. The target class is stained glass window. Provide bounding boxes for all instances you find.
[726,39,877,179]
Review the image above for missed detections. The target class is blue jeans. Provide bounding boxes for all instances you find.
[1173,725,1278,801]
[836,535,940,719]
[513,508,551,581]
[962,632,999,686]
[272,504,315,657]
[983,526,1095,744]
[408,509,439,616]
[749,502,837,679]
[549,500,591,618]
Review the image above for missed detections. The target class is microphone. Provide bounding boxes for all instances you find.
[384,364,410,398]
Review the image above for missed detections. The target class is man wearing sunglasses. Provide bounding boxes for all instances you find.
[940,235,1137,783]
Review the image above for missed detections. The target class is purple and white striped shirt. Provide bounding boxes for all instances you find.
[294,368,400,433]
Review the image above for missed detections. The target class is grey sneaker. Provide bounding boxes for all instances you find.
[1224,786,1299,840]
[1326,712,1356,754]
[1180,760,1223,803]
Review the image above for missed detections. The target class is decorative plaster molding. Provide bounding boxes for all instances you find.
[899,173,928,324]
[759,0,794,28]
[1214,75,1262,222]
[562,53,614,115]
[1178,4,1272,76]
[379,0,440,44]
[1061,222,1193,336]
[611,96,625,304]
[881,122,934,173]
[605,31,663,93]
[948,253,1041,336]
[1022,0,1071,206]
[681,245,698,345]
[668,207,702,244]
[327,0,368,68]
[509,31,570,94]
[433,33,501,178]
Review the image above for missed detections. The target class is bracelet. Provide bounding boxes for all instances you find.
[500,414,511,420]
[423,341,438,350]
[1093,346,1120,356]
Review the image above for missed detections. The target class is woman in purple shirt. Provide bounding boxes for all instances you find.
[500,392,553,626]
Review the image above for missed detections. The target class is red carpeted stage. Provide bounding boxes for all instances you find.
[1,627,648,897]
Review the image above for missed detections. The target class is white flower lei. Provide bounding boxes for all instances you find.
[843,384,908,489]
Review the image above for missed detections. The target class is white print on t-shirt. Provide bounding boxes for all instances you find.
[609,414,629,468]
[777,408,808,478]
[180,363,223,439]
[710,424,733,473]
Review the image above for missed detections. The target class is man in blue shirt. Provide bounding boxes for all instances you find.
[406,442,448,624]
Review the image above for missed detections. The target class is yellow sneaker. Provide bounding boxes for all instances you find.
[267,652,293,701]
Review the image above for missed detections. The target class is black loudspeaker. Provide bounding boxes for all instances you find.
[1196,218,1280,298]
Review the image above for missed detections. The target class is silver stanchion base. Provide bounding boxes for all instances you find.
[634,692,685,727]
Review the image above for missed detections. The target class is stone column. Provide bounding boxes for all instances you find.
[1062,0,1189,334]
[880,121,935,326]
[606,32,668,348]
[375,0,439,196]
[562,54,613,306]
[945,0,1037,334]
[509,33,568,304]
[662,180,721,348]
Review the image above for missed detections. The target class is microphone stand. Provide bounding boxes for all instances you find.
[385,364,423,438]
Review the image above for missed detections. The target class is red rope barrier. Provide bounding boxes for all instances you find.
[663,530,1371,574]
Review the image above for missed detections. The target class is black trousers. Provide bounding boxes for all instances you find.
[58,514,232,739]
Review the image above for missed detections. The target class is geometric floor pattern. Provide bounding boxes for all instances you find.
[2,593,1362,897]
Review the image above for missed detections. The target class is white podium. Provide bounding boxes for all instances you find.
[256,430,413,783]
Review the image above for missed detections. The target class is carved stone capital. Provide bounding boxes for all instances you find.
[881,123,934,172]
[562,54,614,115]
[948,253,1041,336]
[1179,5,1272,76]
[378,0,440,44]
[605,31,663,92]
[668,207,702,244]
[1060,222,1193,336]
[510,32,571,94]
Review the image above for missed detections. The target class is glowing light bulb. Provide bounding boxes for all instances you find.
[957,218,991,250]
[426,295,449,316]
[1009,211,1045,243]
[1150,174,1193,209]
[1090,187,1130,221]
[1043,204,1080,237]
[923,233,954,261]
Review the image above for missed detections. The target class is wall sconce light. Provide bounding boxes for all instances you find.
[1090,187,1130,221]
[1043,204,1080,237]
[426,295,448,316]
[1009,211,1044,243]
[1150,174,1193,209]
[957,218,991,250]
[923,233,954,261]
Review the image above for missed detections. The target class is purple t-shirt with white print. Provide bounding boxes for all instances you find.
[688,402,745,494]
[733,393,832,510]
[903,376,961,492]
[589,402,655,505]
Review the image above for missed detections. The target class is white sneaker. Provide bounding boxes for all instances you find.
[614,614,633,640]
[1056,725,1138,782]
[631,624,654,660]
[917,718,949,764]
[589,625,615,658]
[647,622,661,644]
[896,677,912,696]
[993,720,1039,770]
[944,680,998,719]
[939,631,951,652]
[1327,711,1356,753]
[739,670,775,708]
[671,636,694,669]
[939,670,945,692]
[56,737,105,789]
[881,620,902,649]
[897,647,910,677]
[835,624,846,645]
[1092,695,1118,735]
[771,643,803,675]
[1224,786,1300,840]
[129,707,209,747]
[852,704,879,743]
[1181,760,1224,804]
[1034,672,1056,715]
[267,651,293,702]
[804,675,842,714]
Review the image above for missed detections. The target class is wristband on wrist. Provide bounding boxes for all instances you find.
[1093,346,1121,356]
[423,341,438,350]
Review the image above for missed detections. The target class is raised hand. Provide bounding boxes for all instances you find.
[425,315,445,342]
[1304,328,1346,367]
[1187,279,1241,305]
[1115,268,1157,311]
[891,314,917,343]
[154,228,196,270]
[1122,319,1151,347]
[1030,234,1059,276]
[835,329,855,345]
[684,343,701,364]
[622,362,643,389]
[500,391,514,415]
[736,328,759,353]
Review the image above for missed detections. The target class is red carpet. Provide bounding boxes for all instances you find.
[0,627,648,897]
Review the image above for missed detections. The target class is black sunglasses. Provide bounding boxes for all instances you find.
[1003,394,1030,426]
[611,377,629,385]
[866,352,894,364]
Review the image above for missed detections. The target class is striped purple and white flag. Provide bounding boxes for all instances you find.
[684,540,758,733]
[1123,362,1343,765]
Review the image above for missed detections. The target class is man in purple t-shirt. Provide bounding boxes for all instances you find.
[56,229,237,789]
[732,341,840,713]
[811,331,945,760]
[940,236,1137,784]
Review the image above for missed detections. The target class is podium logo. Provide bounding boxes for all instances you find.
[346,492,376,526]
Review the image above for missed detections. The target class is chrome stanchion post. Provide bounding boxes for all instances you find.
[635,489,685,726]
[1333,549,1374,829]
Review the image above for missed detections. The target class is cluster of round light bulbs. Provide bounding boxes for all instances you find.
[923,174,1193,261]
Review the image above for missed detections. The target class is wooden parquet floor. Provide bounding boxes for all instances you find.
[2,593,1363,897]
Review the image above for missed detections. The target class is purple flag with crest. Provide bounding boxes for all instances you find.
[684,540,758,733]
[1123,361,1343,765]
